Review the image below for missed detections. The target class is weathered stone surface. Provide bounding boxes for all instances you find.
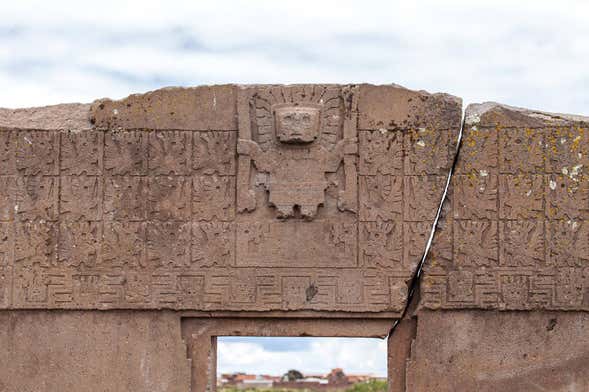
[0,311,190,392]
[2,85,589,392]
[90,85,236,131]
[0,84,460,314]
[423,103,589,310]
[0,103,92,131]
[357,84,462,131]
[407,311,589,391]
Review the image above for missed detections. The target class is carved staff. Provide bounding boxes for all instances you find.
[339,85,359,213]
[236,86,256,212]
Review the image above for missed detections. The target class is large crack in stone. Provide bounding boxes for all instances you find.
[1,86,589,391]
[420,102,589,312]
[387,105,466,337]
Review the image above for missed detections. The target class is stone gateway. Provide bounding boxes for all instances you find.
[0,84,587,391]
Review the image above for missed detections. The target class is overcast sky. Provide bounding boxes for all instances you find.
[218,337,387,377]
[1,0,587,377]
[1,0,588,115]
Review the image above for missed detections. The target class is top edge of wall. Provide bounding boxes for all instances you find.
[0,103,93,131]
[8,84,588,132]
[88,83,462,131]
[0,83,463,132]
[465,102,589,128]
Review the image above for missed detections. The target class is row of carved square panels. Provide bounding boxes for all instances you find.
[0,221,232,269]
[457,125,589,175]
[0,174,235,222]
[0,128,458,178]
[0,130,236,176]
[0,173,448,223]
[2,267,412,311]
[422,267,589,310]
[358,129,457,176]
[450,174,589,220]
[428,219,589,269]
[0,220,435,272]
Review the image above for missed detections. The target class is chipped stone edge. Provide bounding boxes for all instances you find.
[91,84,233,104]
[466,101,589,126]
[386,82,463,106]
[0,83,462,131]
[0,103,93,131]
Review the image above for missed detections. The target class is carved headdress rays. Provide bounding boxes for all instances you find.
[252,85,343,151]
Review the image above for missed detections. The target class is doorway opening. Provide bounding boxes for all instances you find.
[181,317,396,392]
[217,336,387,391]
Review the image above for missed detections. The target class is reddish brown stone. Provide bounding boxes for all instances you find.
[90,85,236,131]
[423,103,589,311]
[61,130,103,175]
[0,85,460,312]
[2,90,589,391]
[104,130,148,175]
[407,311,589,392]
[0,84,462,313]
[0,103,92,131]
[357,84,462,130]
[0,312,190,392]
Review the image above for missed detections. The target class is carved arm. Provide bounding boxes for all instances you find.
[327,137,358,171]
[237,138,273,172]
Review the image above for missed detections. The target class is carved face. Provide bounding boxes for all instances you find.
[274,106,321,144]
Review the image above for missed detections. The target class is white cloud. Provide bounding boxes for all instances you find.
[217,337,388,377]
[0,0,587,113]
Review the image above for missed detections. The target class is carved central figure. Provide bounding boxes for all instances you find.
[238,104,351,219]
[236,86,358,221]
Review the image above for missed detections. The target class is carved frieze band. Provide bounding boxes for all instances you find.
[0,85,459,312]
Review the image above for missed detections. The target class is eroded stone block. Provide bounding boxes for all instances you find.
[192,175,235,221]
[407,311,589,392]
[15,176,59,221]
[90,85,236,131]
[0,131,16,175]
[148,131,191,175]
[61,131,103,175]
[1,84,461,313]
[423,103,589,311]
[104,131,148,175]
[15,131,59,175]
[104,176,147,221]
[193,131,236,175]
[147,176,191,221]
[60,175,102,221]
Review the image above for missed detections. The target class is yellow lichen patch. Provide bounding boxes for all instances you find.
[466,171,477,184]
[525,127,534,137]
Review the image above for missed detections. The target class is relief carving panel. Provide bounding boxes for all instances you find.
[1,84,461,313]
[235,221,357,267]
[423,104,589,311]
[234,85,360,274]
